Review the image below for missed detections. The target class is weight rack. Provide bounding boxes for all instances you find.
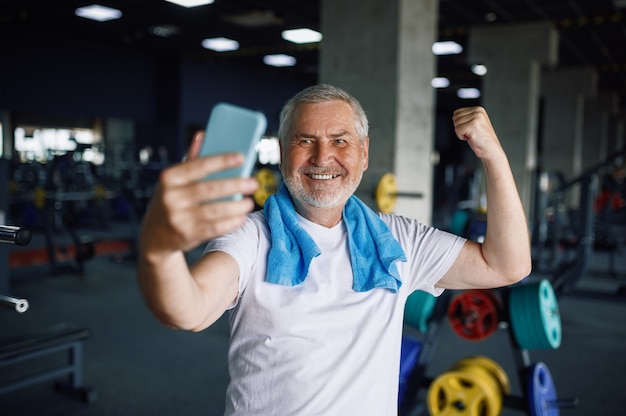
[399,282,579,416]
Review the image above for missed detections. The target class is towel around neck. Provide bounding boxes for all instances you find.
[263,183,406,292]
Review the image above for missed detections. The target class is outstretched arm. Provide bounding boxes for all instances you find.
[137,132,258,331]
[437,107,531,289]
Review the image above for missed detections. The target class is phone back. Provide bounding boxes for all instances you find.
[200,102,267,181]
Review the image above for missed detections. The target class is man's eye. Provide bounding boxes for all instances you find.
[299,139,313,145]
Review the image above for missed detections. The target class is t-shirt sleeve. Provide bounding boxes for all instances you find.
[203,212,264,309]
[381,213,466,296]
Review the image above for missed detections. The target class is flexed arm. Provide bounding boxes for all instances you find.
[137,132,258,331]
[438,107,531,289]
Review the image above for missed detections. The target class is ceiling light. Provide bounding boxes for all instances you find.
[471,64,488,76]
[431,77,450,88]
[263,54,296,67]
[432,41,463,55]
[457,88,481,99]
[164,0,214,7]
[75,5,122,22]
[150,25,180,38]
[202,37,239,52]
[281,28,322,44]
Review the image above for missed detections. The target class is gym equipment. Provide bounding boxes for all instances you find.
[0,323,96,403]
[404,290,437,333]
[527,362,558,416]
[0,224,31,309]
[534,147,626,301]
[398,335,422,409]
[427,355,510,416]
[0,225,32,246]
[253,168,279,206]
[375,173,424,214]
[0,294,29,313]
[508,279,562,350]
[448,290,501,341]
[526,362,578,416]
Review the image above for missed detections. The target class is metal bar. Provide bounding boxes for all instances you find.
[0,364,75,395]
[0,294,29,313]
[0,225,31,246]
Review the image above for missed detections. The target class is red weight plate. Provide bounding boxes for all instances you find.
[448,290,500,341]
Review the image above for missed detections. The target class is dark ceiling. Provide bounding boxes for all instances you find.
[2,0,626,112]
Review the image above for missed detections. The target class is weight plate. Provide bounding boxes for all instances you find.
[375,173,397,214]
[253,168,278,206]
[454,356,511,396]
[509,280,562,350]
[448,290,500,341]
[528,362,558,416]
[399,336,422,408]
[428,363,502,416]
[404,290,437,333]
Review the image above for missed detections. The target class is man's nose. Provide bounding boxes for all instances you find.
[310,141,333,164]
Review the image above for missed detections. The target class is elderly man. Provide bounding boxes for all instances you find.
[137,84,530,415]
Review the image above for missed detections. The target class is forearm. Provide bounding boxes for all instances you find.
[481,152,532,282]
[137,249,210,331]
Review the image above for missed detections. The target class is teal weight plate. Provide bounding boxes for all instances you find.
[404,290,437,333]
[509,280,562,350]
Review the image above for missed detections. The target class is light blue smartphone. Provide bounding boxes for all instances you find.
[199,102,267,200]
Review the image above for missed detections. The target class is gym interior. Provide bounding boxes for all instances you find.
[1,1,625,415]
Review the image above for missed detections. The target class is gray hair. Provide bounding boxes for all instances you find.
[277,84,369,144]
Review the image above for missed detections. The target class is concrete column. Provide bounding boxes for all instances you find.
[541,68,597,179]
[320,0,438,225]
[468,22,559,224]
[583,93,618,170]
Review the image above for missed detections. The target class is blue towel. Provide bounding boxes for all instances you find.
[264,183,406,292]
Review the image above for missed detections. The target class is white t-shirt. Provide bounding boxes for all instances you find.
[206,210,465,416]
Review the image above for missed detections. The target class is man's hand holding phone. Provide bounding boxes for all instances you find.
[139,103,266,256]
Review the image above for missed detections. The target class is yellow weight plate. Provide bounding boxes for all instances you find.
[453,356,511,396]
[427,366,502,416]
[253,168,278,206]
[375,172,397,214]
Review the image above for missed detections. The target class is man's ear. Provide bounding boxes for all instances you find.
[362,136,370,170]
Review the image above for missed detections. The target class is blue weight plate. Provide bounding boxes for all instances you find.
[528,362,558,416]
[398,335,422,408]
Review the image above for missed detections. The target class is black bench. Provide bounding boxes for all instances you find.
[0,322,97,403]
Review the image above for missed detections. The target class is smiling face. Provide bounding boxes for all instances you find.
[280,100,369,223]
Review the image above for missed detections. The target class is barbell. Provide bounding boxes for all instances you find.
[375,173,424,214]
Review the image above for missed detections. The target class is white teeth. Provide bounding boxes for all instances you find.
[309,174,336,180]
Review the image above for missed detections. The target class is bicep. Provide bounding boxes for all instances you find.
[436,240,504,290]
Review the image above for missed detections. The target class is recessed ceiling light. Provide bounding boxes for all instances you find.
[281,28,322,44]
[75,5,122,22]
[457,88,481,99]
[432,41,463,55]
[263,54,296,67]
[431,77,450,88]
[471,64,488,76]
[201,37,239,52]
[165,0,214,7]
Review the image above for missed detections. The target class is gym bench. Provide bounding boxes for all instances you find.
[0,322,97,403]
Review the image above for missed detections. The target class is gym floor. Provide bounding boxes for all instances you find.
[1,223,625,416]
